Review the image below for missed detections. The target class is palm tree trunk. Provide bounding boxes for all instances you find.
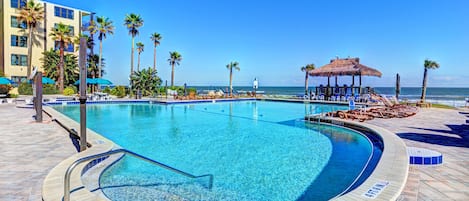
[229,68,233,96]
[59,41,65,93]
[98,40,103,78]
[137,53,140,72]
[131,37,135,76]
[171,63,175,87]
[27,28,33,77]
[420,68,428,102]
[153,45,156,71]
[304,72,309,95]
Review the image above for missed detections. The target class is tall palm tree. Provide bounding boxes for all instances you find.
[167,51,182,87]
[136,42,144,71]
[301,64,315,95]
[124,13,144,78]
[49,23,72,92]
[226,61,240,96]
[19,0,44,77]
[96,16,114,78]
[420,59,440,102]
[87,17,97,55]
[150,32,162,71]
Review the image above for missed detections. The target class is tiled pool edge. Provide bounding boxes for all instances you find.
[42,107,115,201]
[318,118,409,201]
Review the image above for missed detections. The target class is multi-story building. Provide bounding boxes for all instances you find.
[0,0,92,84]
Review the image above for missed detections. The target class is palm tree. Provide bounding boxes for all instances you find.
[136,42,144,71]
[124,13,144,78]
[131,67,162,96]
[19,0,44,77]
[167,51,182,87]
[87,54,105,79]
[41,49,79,86]
[87,17,97,55]
[150,32,162,71]
[96,16,114,78]
[420,59,440,102]
[49,22,72,93]
[301,64,315,95]
[226,61,240,96]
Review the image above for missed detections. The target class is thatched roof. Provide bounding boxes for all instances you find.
[309,57,382,77]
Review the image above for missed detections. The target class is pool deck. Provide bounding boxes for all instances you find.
[1,100,468,200]
[366,107,469,201]
[0,104,76,201]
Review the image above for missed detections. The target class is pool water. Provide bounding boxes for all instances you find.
[53,101,373,201]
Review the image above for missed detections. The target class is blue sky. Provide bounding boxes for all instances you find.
[46,0,469,87]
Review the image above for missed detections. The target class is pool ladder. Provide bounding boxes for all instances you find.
[63,149,214,201]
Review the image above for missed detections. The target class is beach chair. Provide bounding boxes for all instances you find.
[336,110,371,122]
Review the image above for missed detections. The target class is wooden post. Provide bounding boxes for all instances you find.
[396,73,400,99]
[79,37,87,152]
[359,74,362,94]
[351,75,355,95]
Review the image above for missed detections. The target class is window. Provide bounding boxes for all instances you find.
[11,54,28,66]
[54,23,74,35]
[54,41,75,52]
[11,16,27,29]
[10,0,26,9]
[11,35,28,47]
[54,6,74,19]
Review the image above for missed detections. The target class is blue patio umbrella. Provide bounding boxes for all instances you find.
[92,78,113,85]
[74,78,97,85]
[28,77,56,84]
[0,77,14,84]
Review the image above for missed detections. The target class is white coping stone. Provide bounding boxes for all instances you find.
[329,119,409,201]
[407,147,442,157]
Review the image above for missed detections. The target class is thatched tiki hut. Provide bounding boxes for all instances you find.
[308,57,382,98]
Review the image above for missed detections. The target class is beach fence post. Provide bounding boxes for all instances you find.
[78,37,88,152]
[396,73,400,99]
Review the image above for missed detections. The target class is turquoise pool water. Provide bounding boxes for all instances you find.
[53,101,373,201]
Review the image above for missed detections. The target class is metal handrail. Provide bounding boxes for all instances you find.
[64,149,214,201]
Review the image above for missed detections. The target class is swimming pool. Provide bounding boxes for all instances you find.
[53,101,374,201]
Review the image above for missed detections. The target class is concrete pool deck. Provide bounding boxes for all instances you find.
[0,101,468,200]
[366,107,469,200]
[0,104,76,200]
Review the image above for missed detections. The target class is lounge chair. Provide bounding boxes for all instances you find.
[336,110,372,122]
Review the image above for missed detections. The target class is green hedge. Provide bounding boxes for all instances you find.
[18,83,58,95]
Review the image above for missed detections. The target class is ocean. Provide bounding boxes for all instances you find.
[192,86,469,107]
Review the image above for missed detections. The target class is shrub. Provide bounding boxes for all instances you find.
[0,85,12,94]
[103,86,111,94]
[18,83,33,95]
[187,88,197,93]
[9,93,19,98]
[67,85,77,94]
[18,83,59,95]
[43,84,58,94]
[111,85,126,98]
[63,87,75,96]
